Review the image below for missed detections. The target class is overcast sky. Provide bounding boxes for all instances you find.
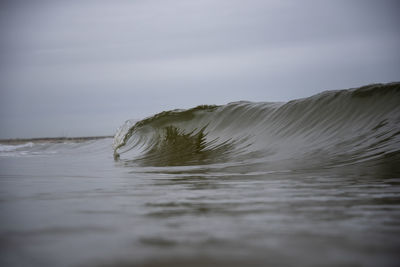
[0,0,399,138]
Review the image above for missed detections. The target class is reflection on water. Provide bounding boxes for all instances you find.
[1,138,399,267]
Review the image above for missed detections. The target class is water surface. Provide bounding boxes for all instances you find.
[1,83,400,266]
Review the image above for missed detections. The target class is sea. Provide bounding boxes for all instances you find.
[1,83,399,267]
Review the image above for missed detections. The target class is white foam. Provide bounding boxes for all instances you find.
[0,142,34,152]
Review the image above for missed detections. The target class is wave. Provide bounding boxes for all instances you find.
[0,138,113,158]
[0,142,35,152]
[113,83,400,173]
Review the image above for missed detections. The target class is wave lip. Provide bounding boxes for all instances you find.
[113,82,400,171]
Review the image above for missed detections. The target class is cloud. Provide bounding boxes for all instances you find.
[0,0,399,138]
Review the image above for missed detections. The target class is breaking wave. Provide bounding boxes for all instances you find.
[113,83,400,174]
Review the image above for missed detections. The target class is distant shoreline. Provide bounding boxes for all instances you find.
[0,136,113,145]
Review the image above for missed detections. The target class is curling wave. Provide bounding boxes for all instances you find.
[113,83,400,173]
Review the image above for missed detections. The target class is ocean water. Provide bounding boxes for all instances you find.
[1,83,400,267]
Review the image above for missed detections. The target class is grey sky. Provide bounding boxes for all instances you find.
[0,0,399,138]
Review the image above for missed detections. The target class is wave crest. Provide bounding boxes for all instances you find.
[113,83,400,171]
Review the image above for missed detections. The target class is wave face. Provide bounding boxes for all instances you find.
[113,83,400,174]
